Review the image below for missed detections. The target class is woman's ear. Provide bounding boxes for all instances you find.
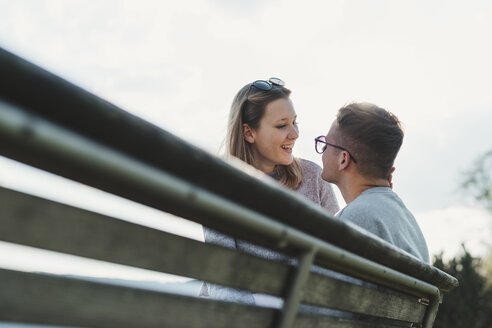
[242,124,255,144]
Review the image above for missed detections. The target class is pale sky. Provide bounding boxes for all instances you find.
[1,0,492,280]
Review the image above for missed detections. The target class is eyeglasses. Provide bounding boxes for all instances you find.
[314,135,358,163]
[251,77,285,91]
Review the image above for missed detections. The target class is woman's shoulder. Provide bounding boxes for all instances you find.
[296,158,339,214]
[299,158,322,176]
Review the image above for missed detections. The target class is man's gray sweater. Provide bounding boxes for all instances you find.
[337,187,429,263]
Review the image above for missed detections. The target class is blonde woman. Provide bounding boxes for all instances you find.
[200,78,339,305]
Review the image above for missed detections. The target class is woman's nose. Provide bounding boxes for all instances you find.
[288,124,299,139]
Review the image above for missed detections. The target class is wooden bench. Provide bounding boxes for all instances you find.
[0,47,458,328]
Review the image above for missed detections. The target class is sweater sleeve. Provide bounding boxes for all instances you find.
[202,226,236,248]
[198,226,255,304]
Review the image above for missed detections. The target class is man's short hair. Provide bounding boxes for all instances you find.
[334,102,404,179]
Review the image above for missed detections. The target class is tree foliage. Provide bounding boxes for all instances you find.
[463,150,492,211]
[482,250,492,288]
[433,245,492,328]
[434,148,492,327]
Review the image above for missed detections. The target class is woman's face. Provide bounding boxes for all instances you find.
[244,97,299,173]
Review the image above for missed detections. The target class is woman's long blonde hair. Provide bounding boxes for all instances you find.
[226,81,303,189]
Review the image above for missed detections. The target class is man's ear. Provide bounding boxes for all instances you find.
[388,166,396,189]
[338,151,352,171]
[242,124,255,144]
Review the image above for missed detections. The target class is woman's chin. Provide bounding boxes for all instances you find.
[279,157,294,166]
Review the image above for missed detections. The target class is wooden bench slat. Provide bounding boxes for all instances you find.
[303,272,426,323]
[294,314,403,328]
[0,268,276,328]
[0,186,290,296]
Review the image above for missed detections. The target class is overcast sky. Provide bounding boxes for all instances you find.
[1,0,492,279]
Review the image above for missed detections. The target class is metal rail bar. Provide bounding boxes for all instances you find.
[276,248,317,328]
[422,293,441,328]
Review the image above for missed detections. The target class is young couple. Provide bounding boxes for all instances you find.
[200,78,429,303]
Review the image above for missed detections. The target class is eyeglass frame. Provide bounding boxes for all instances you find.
[314,135,358,163]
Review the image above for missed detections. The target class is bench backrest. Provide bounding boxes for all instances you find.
[0,48,458,328]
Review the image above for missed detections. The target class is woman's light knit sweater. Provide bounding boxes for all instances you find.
[199,159,339,303]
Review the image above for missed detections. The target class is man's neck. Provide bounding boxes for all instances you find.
[338,176,391,204]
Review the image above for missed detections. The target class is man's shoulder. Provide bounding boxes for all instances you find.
[338,188,428,262]
[338,197,379,222]
[337,191,396,243]
[337,188,395,222]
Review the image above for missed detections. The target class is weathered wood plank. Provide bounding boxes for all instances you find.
[0,268,276,328]
[0,187,290,296]
[294,314,403,328]
[303,272,426,323]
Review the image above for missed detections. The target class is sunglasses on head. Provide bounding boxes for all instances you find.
[251,77,285,91]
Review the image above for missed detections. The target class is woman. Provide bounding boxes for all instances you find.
[200,78,339,304]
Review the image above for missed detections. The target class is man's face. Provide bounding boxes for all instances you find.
[321,123,341,183]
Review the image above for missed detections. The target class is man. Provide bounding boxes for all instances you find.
[315,102,429,262]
